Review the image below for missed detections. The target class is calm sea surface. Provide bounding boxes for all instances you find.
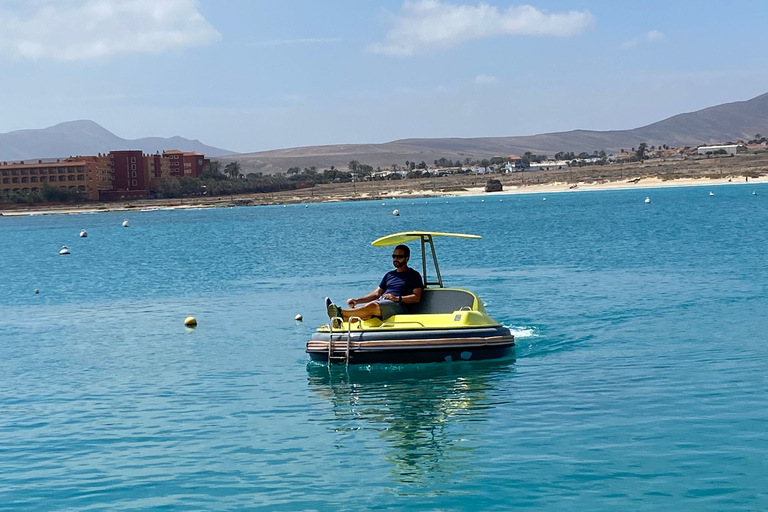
[1,184,767,510]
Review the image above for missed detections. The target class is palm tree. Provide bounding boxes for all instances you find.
[224,161,242,179]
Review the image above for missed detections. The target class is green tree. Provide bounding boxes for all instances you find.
[636,142,648,161]
[224,161,242,179]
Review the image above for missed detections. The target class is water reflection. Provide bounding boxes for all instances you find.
[307,359,515,488]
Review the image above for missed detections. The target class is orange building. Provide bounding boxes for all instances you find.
[1,149,211,202]
[162,150,209,178]
[0,156,108,200]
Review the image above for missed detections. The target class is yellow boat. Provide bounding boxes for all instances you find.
[306,231,515,364]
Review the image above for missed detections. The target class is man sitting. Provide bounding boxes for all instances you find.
[325,244,423,324]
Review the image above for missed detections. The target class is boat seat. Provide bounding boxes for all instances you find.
[406,289,475,315]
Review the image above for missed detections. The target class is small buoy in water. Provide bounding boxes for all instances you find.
[305,205,308,208]
[392,209,400,216]
[645,197,651,204]
[80,229,88,237]
[122,220,130,227]
[34,289,39,294]
[753,191,757,195]
[59,246,70,255]
[709,192,715,197]
[542,197,547,201]
[481,199,484,203]
[184,316,197,327]
[295,314,303,322]
[382,202,386,206]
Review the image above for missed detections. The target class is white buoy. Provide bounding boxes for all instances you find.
[122,220,130,227]
[80,229,88,237]
[184,316,197,327]
[709,192,715,197]
[542,197,547,201]
[59,246,70,255]
[644,197,651,204]
[753,191,757,195]
[295,314,303,322]
[392,209,400,216]
[382,202,386,206]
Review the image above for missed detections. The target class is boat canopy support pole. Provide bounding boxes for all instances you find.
[420,234,443,288]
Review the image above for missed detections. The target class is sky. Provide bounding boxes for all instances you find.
[0,0,766,154]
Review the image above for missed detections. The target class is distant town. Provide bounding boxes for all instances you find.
[1,136,766,205]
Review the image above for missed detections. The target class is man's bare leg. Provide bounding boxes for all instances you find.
[340,302,381,321]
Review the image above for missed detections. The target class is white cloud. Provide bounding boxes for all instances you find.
[0,0,220,61]
[474,74,497,85]
[369,0,595,56]
[622,29,665,49]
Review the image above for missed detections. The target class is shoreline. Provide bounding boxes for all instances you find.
[1,175,765,217]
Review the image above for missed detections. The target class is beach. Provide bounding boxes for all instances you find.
[2,154,767,216]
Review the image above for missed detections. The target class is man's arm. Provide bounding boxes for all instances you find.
[347,287,384,307]
[382,287,422,304]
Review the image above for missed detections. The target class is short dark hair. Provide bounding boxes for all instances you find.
[394,244,410,258]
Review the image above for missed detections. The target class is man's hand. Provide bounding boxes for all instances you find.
[346,298,357,307]
[382,293,397,302]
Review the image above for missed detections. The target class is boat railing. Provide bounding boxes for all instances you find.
[327,316,363,366]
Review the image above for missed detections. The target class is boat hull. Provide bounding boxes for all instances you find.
[306,326,514,364]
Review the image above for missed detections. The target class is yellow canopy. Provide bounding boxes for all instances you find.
[371,231,481,246]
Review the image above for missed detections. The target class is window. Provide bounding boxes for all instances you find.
[58,168,66,174]
[77,175,85,181]
[131,164,136,171]
[2,178,8,184]
[21,169,28,175]
[31,177,38,183]
[131,171,137,177]
[132,180,137,186]
[131,157,136,163]
[21,177,28,183]
[49,176,56,182]
[40,176,47,182]
[68,175,76,181]
[11,177,19,183]
[38,169,47,174]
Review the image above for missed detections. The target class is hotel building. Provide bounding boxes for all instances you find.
[1,150,210,202]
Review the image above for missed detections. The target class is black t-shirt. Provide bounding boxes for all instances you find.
[378,268,423,297]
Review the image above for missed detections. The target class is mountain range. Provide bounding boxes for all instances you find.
[2,92,767,173]
[221,92,768,174]
[0,120,232,162]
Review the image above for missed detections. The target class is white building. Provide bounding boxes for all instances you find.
[696,144,746,156]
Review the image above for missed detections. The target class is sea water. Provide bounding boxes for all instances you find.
[1,184,767,511]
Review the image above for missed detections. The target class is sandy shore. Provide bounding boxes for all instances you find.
[445,175,768,198]
[1,175,765,217]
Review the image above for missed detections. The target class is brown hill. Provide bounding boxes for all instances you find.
[222,92,768,174]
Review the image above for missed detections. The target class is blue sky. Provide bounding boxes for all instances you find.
[0,0,766,153]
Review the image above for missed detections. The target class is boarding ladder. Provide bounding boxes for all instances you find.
[327,316,362,366]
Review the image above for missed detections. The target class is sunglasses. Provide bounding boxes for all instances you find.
[392,254,407,259]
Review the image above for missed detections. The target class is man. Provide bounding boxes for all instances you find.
[325,244,423,324]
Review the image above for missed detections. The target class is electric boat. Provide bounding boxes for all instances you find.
[306,231,514,364]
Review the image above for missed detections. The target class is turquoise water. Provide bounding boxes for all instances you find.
[1,185,767,510]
